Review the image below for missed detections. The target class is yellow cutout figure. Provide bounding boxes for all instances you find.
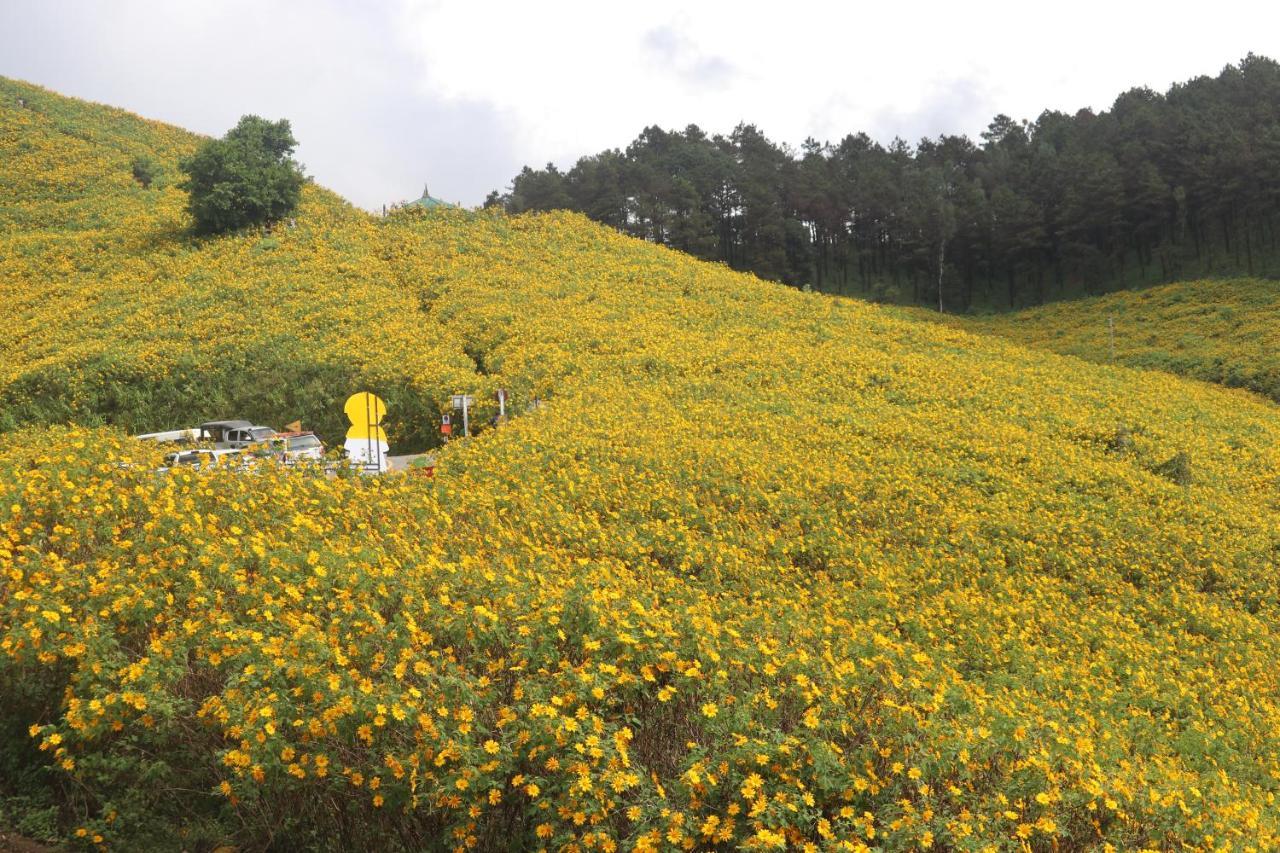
[343,392,388,472]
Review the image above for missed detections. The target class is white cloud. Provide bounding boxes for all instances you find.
[2,0,1278,207]
[641,25,737,91]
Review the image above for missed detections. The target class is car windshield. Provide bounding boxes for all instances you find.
[288,435,322,450]
[249,427,276,440]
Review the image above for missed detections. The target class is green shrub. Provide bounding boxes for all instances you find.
[1152,451,1193,486]
[130,155,157,189]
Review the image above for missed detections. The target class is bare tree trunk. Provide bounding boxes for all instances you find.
[1244,211,1254,275]
[937,235,946,313]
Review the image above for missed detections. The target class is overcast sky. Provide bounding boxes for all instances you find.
[3,1,1278,209]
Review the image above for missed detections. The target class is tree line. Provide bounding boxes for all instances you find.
[488,54,1280,310]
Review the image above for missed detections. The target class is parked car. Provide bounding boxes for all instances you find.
[139,419,333,473]
[282,431,325,461]
[198,420,277,449]
[262,431,326,464]
[159,448,245,473]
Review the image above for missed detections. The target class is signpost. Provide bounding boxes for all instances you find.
[496,388,508,423]
[343,391,388,473]
[451,394,474,437]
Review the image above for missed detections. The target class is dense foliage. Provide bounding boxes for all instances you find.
[4,78,1280,851]
[179,115,306,235]
[924,278,1280,403]
[495,55,1280,310]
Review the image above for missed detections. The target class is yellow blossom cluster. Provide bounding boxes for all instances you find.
[3,77,1280,850]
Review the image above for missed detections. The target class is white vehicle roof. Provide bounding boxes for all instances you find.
[135,427,201,442]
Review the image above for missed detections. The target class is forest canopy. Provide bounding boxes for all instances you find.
[491,55,1280,310]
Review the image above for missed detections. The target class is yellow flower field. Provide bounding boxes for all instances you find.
[913,278,1280,403]
[3,78,1280,850]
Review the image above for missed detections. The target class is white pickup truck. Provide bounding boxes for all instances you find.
[135,419,276,449]
[196,420,277,449]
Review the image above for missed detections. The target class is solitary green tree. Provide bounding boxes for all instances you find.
[179,116,305,234]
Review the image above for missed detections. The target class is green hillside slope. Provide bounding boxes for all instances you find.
[923,278,1280,403]
[0,77,478,449]
[2,79,1280,850]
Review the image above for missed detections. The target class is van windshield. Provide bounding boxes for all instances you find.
[288,435,322,450]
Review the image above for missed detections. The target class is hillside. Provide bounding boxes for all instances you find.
[3,79,1280,850]
[0,77,485,450]
[924,278,1280,403]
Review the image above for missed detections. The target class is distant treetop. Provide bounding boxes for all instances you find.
[492,53,1280,312]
